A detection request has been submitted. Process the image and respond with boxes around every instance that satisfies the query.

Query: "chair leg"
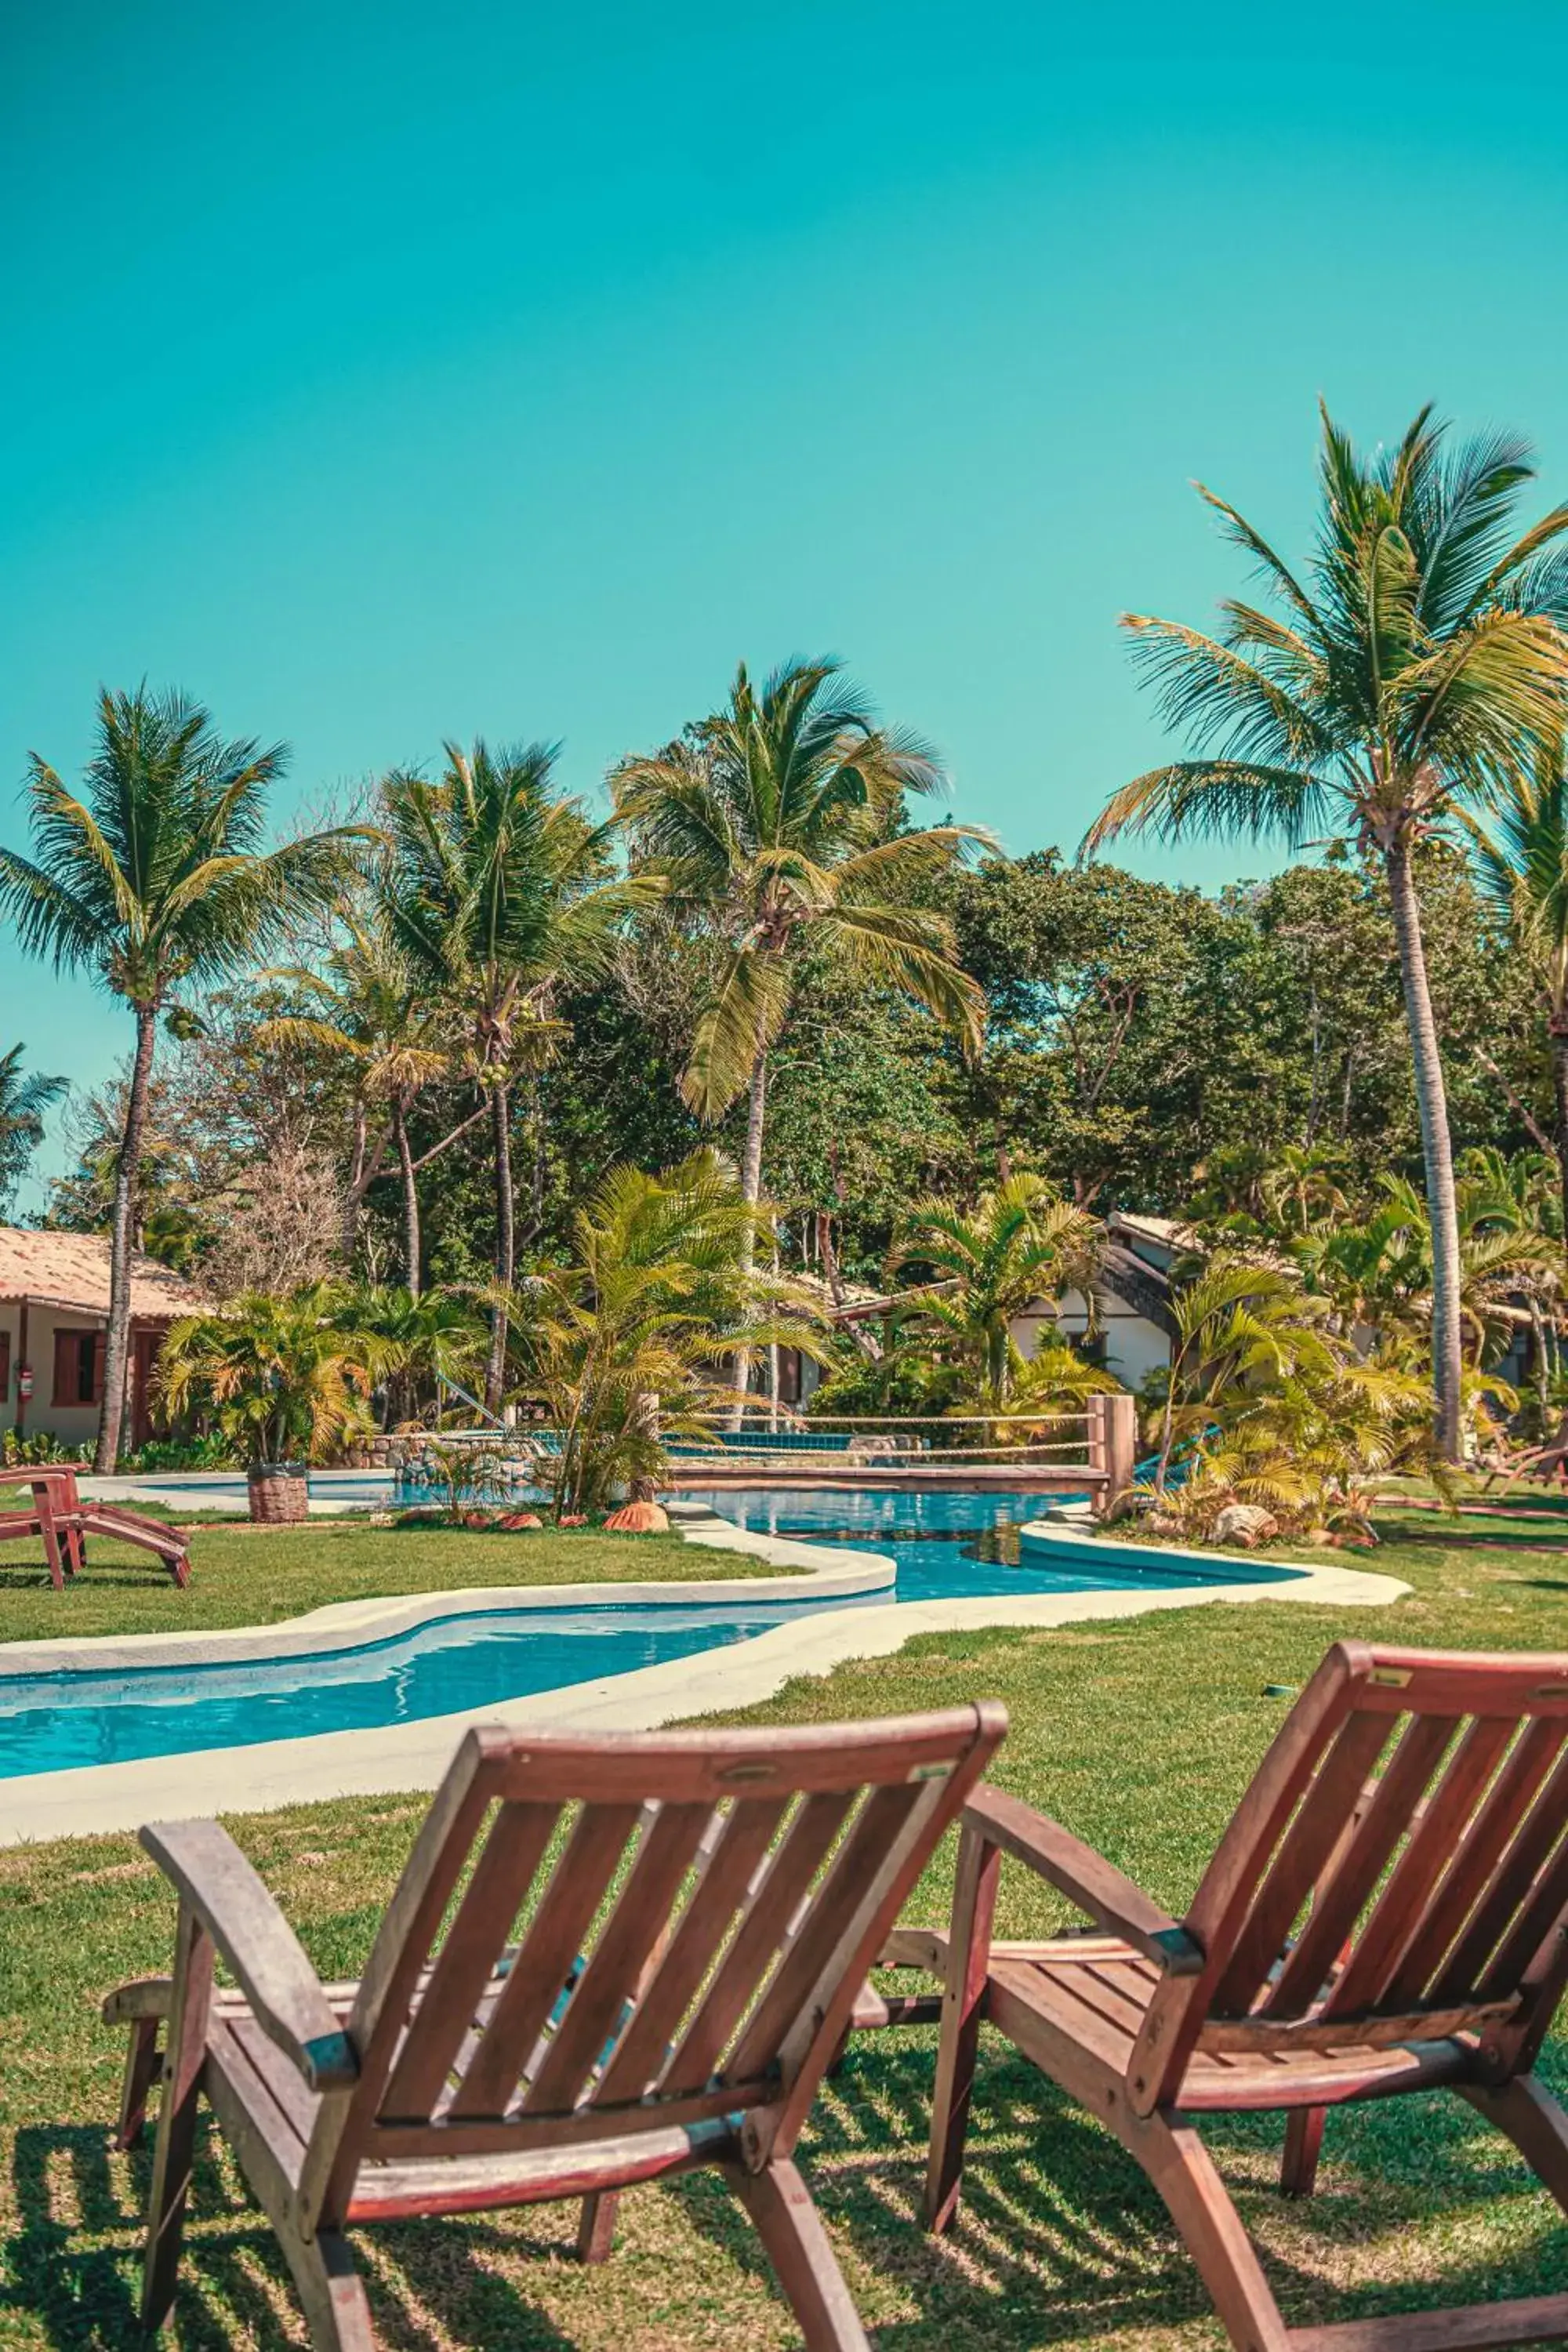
[1460,2074,1568,2213]
[729,2158,873,2352]
[140,1909,214,2332]
[278,2227,376,2352]
[576,2190,619,2262]
[1279,2105,1326,2198]
[117,2015,164,2151]
[924,1824,1001,2234]
[1131,2111,1292,2352]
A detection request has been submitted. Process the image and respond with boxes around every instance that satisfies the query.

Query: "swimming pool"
[0,1488,1297,1780]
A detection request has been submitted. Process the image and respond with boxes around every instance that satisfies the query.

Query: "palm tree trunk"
[96,1004,157,1471]
[393,1099,421,1299]
[729,1047,768,1422]
[485,1081,514,1415]
[1550,1021,1568,1246]
[1384,833,1465,1461]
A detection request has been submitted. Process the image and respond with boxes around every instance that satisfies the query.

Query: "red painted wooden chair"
[107,1704,1004,2350]
[896,1639,1568,2352]
[0,1465,190,1587]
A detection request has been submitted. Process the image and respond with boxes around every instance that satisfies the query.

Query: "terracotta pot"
[247,1463,309,1525]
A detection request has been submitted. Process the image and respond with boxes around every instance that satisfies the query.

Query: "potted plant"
[158,1284,383,1523]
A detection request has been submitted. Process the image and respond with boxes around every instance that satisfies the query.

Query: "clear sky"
[5,0,1568,1198]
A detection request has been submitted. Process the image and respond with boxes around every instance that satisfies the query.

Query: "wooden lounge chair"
[108,1704,1005,2350]
[897,1639,1568,2352]
[0,1465,190,1588]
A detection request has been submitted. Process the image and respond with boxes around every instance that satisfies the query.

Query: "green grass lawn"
[0,1515,787,1644]
[2,1504,1568,2347]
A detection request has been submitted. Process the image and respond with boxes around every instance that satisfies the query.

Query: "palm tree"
[1152,1260,1338,1490]
[0,688,358,1466]
[0,1045,65,1217]
[1459,750,1568,1235]
[510,1149,828,1515]
[339,1283,487,1425]
[158,1281,387,1511]
[614,658,987,1402]
[260,914,477,1288]
[1085,405,1568,1458]
[887,1174,1105,1410]
[379,741,654,1410]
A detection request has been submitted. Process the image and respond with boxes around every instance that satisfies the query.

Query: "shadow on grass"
[10,2046,1568,2351]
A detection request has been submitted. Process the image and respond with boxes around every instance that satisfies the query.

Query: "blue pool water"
[0,1487,1295,1780]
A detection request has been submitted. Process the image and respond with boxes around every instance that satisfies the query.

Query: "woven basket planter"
[247,1463,310,1525]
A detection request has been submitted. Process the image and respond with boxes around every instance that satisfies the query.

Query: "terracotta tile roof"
[0,1227,211,1320]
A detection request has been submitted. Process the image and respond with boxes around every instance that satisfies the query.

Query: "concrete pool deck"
[0,1508,1408,1847]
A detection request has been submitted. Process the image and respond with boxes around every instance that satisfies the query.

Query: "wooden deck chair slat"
[1477,1824,1568,2002]
[594,1797,791,2105]
[522,1802,716,2116]
[1385,1719,1568,2009]
[1428,1740,1568,2001]
[1322,1715,1517,2020]
[119,1704,1007,2352]
[381,1801,562,2119]
[729,1782,926,2083]
[1265,1714,1461,2018]
[659,1791,856,2096]
[448,1802,642,2121]
[1210,1709,1396,2016]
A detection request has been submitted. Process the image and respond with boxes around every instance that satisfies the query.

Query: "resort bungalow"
[0,1227,208,1455]
[1029,1210,1189,1391]
[816,1212,1190,1399]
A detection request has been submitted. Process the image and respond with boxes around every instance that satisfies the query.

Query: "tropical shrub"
[120,1430,240,1473]
[508,1149,829,1517]
[158,1283,386,1469]
[1,1428,83,1468]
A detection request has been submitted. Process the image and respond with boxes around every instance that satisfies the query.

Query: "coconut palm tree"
[0,1045,65,1217]
[613,658,987,1402]
[1085,405,1568,1458]
[887,1174,1105,1410]
[0,688,358,1466]
[379,741,655,1410]
[1458,750,1568,1235]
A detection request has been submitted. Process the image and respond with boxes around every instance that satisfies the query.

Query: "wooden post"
[1089,1391,1138,1521]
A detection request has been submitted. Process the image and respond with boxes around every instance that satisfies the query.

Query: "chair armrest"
[101,1976,174,2024]
[140,1818,358,2091]
[964,1784,1204,1976]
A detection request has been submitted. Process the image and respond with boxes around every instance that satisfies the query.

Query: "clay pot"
[247,1463,309,1525]
[497,1511,543,1531]
[603,1499,670,1534]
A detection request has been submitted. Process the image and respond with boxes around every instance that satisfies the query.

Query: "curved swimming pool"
[0,1489,1298,1779]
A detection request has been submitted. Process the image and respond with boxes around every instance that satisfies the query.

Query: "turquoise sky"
[5,1,1568,1196]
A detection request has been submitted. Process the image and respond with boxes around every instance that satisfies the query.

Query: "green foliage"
[158,1283,387,1467]
[120,1430,240,1472]
[887,1173,1105,1406]
[0,1428,82,1467]
[509,1149,832,1515]
[613,656,985,1127]
[0,1045,64,1218]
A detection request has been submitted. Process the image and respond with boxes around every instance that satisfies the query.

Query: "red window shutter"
[53,1330,74,1407]
[91,1333,107,1406]
[0,1330,9,1400]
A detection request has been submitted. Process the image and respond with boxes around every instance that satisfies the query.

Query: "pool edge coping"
[0,1520,1409,1848]
[0,1513,893,1679]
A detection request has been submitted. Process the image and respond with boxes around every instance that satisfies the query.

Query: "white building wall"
[1013,1288,1171,1395]
[0,1303,107,1452]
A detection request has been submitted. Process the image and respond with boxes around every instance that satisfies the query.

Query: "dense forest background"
[34,840,1540,1296]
